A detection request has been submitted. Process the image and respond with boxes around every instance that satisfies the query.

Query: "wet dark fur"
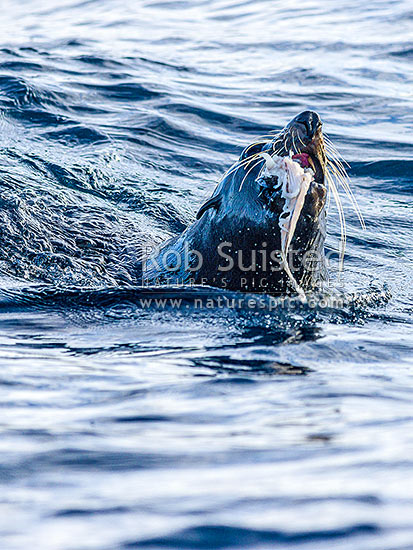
[143,111,328,295]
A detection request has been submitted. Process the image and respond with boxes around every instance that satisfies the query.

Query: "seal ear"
[196,195,222,220]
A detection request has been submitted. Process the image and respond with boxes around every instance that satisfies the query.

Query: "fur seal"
[143,111,331,298]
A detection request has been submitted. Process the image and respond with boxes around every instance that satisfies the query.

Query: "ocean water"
[0,1,412,549]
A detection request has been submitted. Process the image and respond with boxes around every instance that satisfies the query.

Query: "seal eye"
[239,142,265,161]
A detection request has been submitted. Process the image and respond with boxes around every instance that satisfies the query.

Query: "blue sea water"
[0,1,412,549]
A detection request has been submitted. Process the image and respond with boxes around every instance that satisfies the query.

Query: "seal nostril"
[292,111,322,140]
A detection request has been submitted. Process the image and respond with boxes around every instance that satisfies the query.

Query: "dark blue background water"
[0,1,412,549]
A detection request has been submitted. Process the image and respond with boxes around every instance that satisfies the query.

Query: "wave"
[128,523,379,549]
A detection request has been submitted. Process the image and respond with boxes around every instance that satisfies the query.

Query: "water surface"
[0,1,412,549]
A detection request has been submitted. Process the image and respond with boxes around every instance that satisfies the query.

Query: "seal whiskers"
[144,111,351,299]
[327,160,366,229]
[323,141,366,230]
[324,169,347,271]
[238,158,264,191]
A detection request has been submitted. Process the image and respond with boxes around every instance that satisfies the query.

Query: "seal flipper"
[196,195,222,220]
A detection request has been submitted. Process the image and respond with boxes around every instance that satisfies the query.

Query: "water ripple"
[0,1,412,549]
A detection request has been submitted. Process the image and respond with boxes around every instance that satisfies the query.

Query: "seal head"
[144,111,328,296]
